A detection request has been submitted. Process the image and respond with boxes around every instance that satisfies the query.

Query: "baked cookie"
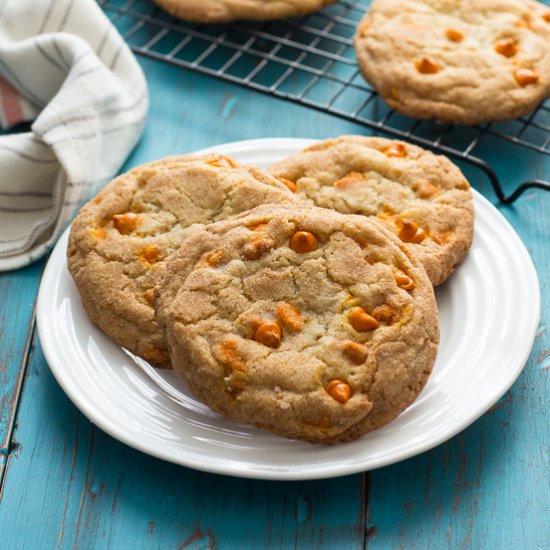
[270,135,474,286]
[153,0,335,23]
[355,0,550,125]
[68,154,296,367]
[156,204,439,442]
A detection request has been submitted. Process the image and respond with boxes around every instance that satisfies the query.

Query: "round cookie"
[68,154,296,368]
[153,0,335,23]
[269,135,474,286]
[156,204,439,443]
[355,0,550,125]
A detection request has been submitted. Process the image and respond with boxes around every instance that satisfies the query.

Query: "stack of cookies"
[68,136,474,443]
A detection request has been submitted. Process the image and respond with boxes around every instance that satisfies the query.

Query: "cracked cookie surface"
[156,204,439,443]
[355,0,550,125]
[153,0,335,22]
[67,154,295,368]
[270,135,474,286]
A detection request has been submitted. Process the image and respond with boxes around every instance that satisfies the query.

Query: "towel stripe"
[0,143,57,163]
[58,0,75,32]
[35,40,65,72]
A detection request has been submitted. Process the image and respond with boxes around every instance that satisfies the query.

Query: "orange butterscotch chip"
[341,341,368,365]
[333,172,364,188]
[143,289,155,305]
[326,380,352,404]
[90,227,106,240]
[371,304,396,324]
[248,317,264,332]
[348,306,379,332]
[141,245,161,264]
[276,303,303,332]
[289,231,318,253]
[445,28,464,42]
[543,12,550,22]
[384,143,407,158]
[414,181,439,198]
[220,339,245,372]
[358,19,370,37]
[432,231,454,245]
[494,38,517,57]
[248,220,270,232]
[396,218,427,244]
[206,156,236,168]
[112,212,139,234]
[252,224,269,232]
[513,18,529,28]
[390,86,400,100]
[376,211,396,222]
[415,57,440,74]
[394,269,415,291]
[242,236,274,260]
[277,177,297,193]
[515,68,540,86]
[204,249,225,267]
[255,321,282,348]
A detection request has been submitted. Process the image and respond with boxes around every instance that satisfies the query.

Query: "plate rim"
[36,137,541,480]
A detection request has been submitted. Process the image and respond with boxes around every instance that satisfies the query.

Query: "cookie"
[355,0,550,125]
[270,135,474,286]
[153,0,335,23]
[156,204,439,443]
[68,154,296,368]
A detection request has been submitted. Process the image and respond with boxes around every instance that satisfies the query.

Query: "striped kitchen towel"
[0,0,148,271]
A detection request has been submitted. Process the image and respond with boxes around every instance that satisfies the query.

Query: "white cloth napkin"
[0,0,148,271]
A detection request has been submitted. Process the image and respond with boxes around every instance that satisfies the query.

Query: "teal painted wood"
[366,156,550,549]
[0,340,367,549]
[0,53,549,549]
[0,261,44,490]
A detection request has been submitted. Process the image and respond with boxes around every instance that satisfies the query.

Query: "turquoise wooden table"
[1,45,550,548]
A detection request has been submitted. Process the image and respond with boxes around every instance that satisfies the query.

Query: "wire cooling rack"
[100,0,550,203]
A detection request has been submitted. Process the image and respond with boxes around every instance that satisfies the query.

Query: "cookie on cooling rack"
[354,0,550,125]
[156,204,439,443]
[68,154,296,368]
[152,0,335,23]
[270,135,474,286]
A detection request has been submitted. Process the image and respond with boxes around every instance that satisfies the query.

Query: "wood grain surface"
[0,52,548,549]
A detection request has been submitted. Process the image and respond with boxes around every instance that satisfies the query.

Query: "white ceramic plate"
[37,138,540,480]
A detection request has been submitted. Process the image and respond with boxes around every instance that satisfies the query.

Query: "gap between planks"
[0,315,37,499]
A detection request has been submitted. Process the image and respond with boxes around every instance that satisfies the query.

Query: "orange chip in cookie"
[354,0,550,124]
[155,204,439,443]
[269,136,474,286]
[67,153,296,368]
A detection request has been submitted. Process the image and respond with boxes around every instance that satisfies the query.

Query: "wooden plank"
[365,345,550,549]
[0,338,367,549]
[365,147,550,548]
[0,262,43,480]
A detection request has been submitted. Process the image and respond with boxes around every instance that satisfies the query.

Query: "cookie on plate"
[153,0,335,23]
[270,135,474,286]
[354,0,550,125]
[68,154,296,368]
[156,204,439,443]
